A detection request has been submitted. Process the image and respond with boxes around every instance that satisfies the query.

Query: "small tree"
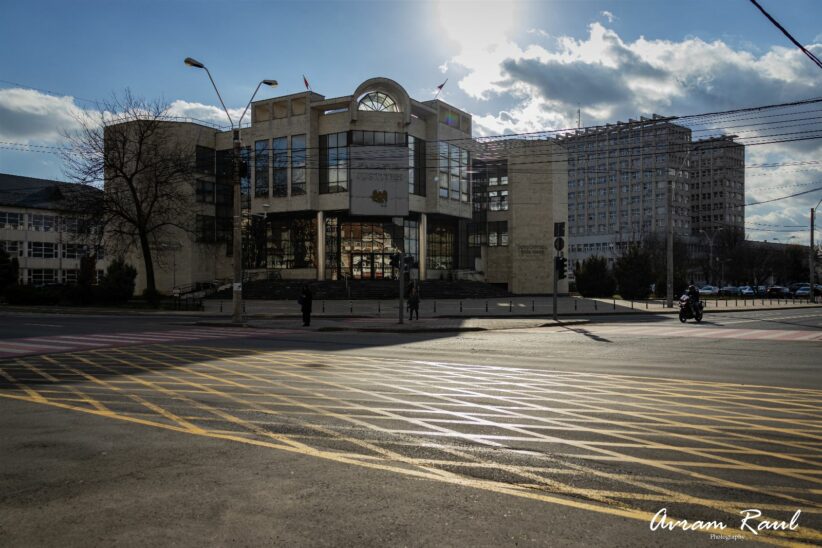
[614,245,654,300]
[100,258,137,304]
[574,256,616,297]
[0,249,19,295]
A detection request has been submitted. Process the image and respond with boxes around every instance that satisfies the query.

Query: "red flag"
[303,75,311,91]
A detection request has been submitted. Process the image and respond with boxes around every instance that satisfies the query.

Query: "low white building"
[0,173,109,285]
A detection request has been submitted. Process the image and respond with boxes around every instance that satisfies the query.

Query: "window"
[29,241,58,258]
[408,136,426,196]
[0,211,22,228]
[449,145,460,200]
[357,91,399,112]
[255,140,269,197]
[320,132,349,194]
[272,137,288,197]
[468,222,486,247]
[30,269,57,286]
[29,214,57,231]
[438,142,449,198]
[195,179,215,203]
[489,190,508,211]
[195,145,215,174]
[291,134,306,195]
[63,269,79,285]
[488,221,509,247]
[427,222,455,269]
[62,217,80,233]
[62,243,86,259]
[0,240,23,257]
[460,149,469,202]
[267,217,316,268]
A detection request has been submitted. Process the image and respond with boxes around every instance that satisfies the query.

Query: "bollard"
[532,300,535,312]
[574,299,577,311]
[486,301,488,312]
[613,298,616,310]
[509,300,512,312]
[460,301,463,313]
[645,300,648,309]
[350,300,353,314]
[322,300,325,313]
[725,299,727,307]
[630,300,633,310]
[378,301,381,316]
[220,300,223,313]
[594,300,598,311]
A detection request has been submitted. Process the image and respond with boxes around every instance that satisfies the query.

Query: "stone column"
[316,210,325,280]
[419,213,427,280]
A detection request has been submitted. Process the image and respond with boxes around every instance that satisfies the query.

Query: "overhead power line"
[748,0,822,70]
[745,185,822,206]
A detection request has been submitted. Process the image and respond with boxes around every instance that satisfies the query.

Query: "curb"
[276,319,590,334]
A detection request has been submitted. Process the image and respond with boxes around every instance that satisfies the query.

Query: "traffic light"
[555,256,567,280]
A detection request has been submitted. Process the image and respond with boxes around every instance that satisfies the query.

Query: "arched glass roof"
[357,91,399,112]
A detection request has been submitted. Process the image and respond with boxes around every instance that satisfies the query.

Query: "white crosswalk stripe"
[0,327,304,358]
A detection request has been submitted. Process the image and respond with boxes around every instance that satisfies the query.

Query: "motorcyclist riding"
[687,284,700,316]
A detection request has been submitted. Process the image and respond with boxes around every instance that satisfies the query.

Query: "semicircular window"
[358,91,399,112]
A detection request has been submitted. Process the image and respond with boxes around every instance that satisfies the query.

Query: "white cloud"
[601,10,616,23]
[0,89,89,142]
[440,20,822,240]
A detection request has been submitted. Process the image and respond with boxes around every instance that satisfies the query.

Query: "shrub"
[99,258,137,304]
[0,249,18,296]
[614,246,654,300]
[574,256,616,297]
[4,285,62,306]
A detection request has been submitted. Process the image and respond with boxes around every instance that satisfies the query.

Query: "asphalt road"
[0,308,820,547]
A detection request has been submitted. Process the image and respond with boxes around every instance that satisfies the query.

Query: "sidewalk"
[199,316,591,333]
[205,295,822,319]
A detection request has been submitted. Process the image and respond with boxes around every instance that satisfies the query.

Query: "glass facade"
[254,140,269,197]
[427,220,456,270]
[438,142,469,201]
[324,216,418,280]
[408,135,426,196]
[291,135,306,195]
[320,132,349,194]
[272,137,287,197]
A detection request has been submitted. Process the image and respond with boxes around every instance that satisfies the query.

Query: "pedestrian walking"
[408,285,420,321]
[298,285,313,326]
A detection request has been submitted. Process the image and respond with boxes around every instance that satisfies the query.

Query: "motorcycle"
[679,295,704,323]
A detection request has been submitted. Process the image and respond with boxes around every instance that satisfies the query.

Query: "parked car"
[699,285,720,296]
[766,286,790,298]
[788,282,806,296]
[792,284,822,297]
[719,286,740,296]
[756,286,767,296]
[738,286,755,297]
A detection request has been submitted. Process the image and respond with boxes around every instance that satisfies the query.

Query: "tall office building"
[558,116,692,270]
[689,135,745,237]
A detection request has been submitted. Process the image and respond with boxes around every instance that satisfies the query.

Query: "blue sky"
[1,0,821,241]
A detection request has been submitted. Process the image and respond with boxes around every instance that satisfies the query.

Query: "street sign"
[554,237,565,251]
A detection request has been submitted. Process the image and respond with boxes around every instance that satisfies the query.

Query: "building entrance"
[350,252,394,280]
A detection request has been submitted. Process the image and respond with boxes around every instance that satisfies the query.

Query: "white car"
[699,285,719,296]
[738,286,755,296]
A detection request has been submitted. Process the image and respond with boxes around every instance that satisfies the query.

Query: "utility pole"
[811,207,816,303]
[231,129,243,322]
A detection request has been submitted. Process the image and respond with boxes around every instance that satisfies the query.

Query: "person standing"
[298,285,313,326]
[408,285,420,321]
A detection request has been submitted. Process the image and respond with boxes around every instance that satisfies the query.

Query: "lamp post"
[699,228,723,285]
[184,57,277,323]
[811,199,821,303]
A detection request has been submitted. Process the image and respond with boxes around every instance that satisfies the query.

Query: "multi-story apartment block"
[0,174,108,285]
[557,116,693,270]
[689,135,745,237]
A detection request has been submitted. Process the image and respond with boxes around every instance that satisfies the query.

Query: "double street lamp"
[184,57,277,323]
[699,228,723,285]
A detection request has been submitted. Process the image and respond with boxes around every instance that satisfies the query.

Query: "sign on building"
[349,145,409,216]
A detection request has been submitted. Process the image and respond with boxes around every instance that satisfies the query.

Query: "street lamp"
[185,57,277,323]
[699,228,723,285]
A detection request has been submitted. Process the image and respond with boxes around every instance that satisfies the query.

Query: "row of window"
[20,268,105,287]
[0,211,91,233]
[0,240,103,259]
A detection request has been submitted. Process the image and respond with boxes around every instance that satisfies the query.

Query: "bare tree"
[62,90,195,297]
